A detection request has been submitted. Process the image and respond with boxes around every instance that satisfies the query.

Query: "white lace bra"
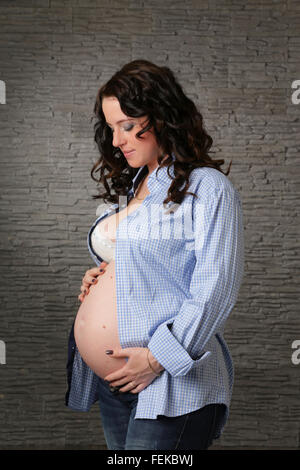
[90,216,116,263]
[89,164,149,263]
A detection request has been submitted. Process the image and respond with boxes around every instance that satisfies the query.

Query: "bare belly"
[74,260,127,379]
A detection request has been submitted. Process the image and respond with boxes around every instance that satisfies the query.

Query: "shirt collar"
[131,152,176,196]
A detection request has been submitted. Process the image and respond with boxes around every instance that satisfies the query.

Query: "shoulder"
[189,167,241,202]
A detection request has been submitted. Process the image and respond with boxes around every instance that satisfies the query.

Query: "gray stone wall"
[0,0,299,450]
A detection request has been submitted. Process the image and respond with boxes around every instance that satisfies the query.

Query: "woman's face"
[102,96,162,172]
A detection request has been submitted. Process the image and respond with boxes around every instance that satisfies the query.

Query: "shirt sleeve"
[147,184,244,377]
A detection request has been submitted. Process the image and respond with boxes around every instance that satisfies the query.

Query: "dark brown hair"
[91,59,232,205]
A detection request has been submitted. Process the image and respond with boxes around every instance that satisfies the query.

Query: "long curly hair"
[90,59,232,206]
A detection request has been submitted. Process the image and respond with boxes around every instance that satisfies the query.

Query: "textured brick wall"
[0,0,299,450]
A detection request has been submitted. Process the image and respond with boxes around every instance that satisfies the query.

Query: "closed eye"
[107,124,135,133]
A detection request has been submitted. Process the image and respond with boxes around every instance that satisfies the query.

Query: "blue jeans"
[97,377,226,450]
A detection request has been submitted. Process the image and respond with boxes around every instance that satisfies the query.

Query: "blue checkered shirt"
[65,158,244,440]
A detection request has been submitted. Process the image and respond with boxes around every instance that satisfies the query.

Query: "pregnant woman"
[65,59,244,450]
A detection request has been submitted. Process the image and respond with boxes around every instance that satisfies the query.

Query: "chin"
[126,160,142,168]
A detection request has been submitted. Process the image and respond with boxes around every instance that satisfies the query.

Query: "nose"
[112,128,126,148]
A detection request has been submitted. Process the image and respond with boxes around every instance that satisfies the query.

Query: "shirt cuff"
[147,320,212,377]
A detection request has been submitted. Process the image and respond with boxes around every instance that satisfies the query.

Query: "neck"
[147,163,158,176]
[134,173,149,200]
[148,154,169,174]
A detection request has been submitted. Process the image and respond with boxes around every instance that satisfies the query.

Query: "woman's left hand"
[103,347,160,394]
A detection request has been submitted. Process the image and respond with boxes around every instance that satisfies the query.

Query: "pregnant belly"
[74,261,127,379]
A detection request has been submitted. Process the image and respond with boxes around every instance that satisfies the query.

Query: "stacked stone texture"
[0,0,299,450]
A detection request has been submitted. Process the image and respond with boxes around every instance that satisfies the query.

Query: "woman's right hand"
[78,261,108,302]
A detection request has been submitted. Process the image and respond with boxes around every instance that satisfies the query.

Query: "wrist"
[147,349,164,374]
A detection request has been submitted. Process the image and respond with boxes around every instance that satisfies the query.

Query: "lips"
[123,150,135,157]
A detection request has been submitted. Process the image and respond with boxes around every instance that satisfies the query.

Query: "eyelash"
[108,124,134,133]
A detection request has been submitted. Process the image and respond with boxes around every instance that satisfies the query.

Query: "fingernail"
[105,350,113,355]
[92,279,96,283]
[99,269,104,272]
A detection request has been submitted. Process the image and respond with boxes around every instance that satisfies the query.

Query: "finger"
[82,274,98,286]
[81,279,91,290]
[109,377,132,388]
[83,269,106,286]
[97,262,108,274]
[80,285,89,294]
[118,382,136,393]
[104,369,127,383]
[87,262,108,276]
[78,292,86,299]
[130,384,144,394]
[86,275,99,286]
[105,347,131,359]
